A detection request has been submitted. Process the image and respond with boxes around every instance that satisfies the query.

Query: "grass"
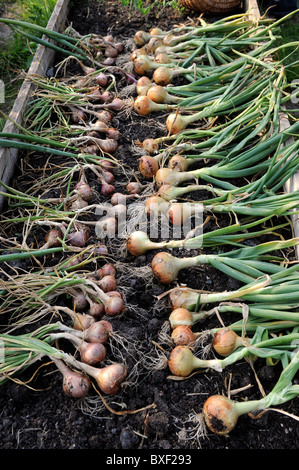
[0,0,57,130]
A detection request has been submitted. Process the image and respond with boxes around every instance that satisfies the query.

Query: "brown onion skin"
[152,252,179,284]
[138,156,159,179]
[212,328,242,357]
[168,346,195,377]
[169,308,194,329]
[62,370,91,398]
[96,263,117,279]
[84,320,113,344]
[97,363,127,395]
[89,301,105,318]
[104,292,125,316]
[80,342,106,366]
[44,229,62,248]
[171,326,195,346]
[67,225,91,247]
[203,395,238,435]
[73,313,96,331]
[97,275,117,293]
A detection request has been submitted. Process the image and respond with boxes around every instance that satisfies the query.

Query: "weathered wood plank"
[0,0,70,209]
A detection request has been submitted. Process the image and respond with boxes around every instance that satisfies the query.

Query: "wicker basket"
[179,0,242,12]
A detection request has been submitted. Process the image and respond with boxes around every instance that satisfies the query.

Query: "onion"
[152,251,197,284]
[136,76,153,96]
[95,72,109,87]
[98,138,119,154]
[212,328,248,357]
[53,358,91,398]
[168,202,204,226]
[95,263,117,279]
[203,395,240,435]
[104,291,125,316]
[94,243,109,255]
[145,195,169,218]
[171,325,195,346]
[146,37,163,54]
[95,216,118,238]
[103,57,115,65]
[82,320,113,344]
[134,95,167,116]
[127,231,167,256]
[138,155,159,178]
[142,138,159,154]
[71,196,89,211]
[105,45,118,58]
[134,30,152,46]
[66,224,91,247]
[100,159,116,173]
[110,192,133,205]
[68,106,86,123]
[97,274,117,293]
[63,254,84,269]
[71,291,89,312]
[53,332,107,366]
[152,67,180,86]
[96,110,113,123]
[100,168,115,184]
[169,308,203,329]
[154,52,172,64]
[90,362,128,395]
[168,345,208,376]
[40,228,62,250]
[169,288,199,310]
[147,85,180,104]
[105,98,125,112]
[155,167,196,187]
[149,27,164,35]
[126,181,142,194]
[89,301,105,318]
[168,154,190,172]
[100,182,116,197]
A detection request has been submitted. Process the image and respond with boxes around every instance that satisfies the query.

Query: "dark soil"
[0,0,299,458]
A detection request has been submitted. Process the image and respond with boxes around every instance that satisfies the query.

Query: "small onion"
[72,291,89,312]
[79,341,107,366]
[94,72,109,87]
[142,138,159,155]
[126,182,142,194]
[134,30,152,46]
[212,328,247,357]
[169,308,198,329]
[171,325,195,346]
[66,224,91,247]
[138,155,159,179]
[53,358,91,398]
[95,263,117,279]
[83,320,113,344]
[203,395,239,435]
[134,95,166,115]
[97,274,117,293]
[41,228,62,249]
[136,76,153,96]
[89,301,105,318]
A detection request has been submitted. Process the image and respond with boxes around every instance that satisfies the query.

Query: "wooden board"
[0,0,70,210]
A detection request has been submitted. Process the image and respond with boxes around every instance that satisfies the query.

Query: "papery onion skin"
[171,325,195,346]
[62,369,91,398]
[73,313,96,331]
[203,395,239,435]
[138,155,159,179]
[80,342,106,366]
[142,138,159,155]
[153,67,173,86]
[152,252,180,284]
[168,345,196,376]
[104,292,125,316]
[44,229,62,248]
[212,328,244,357]
[89,301,105,318]
[84,320,113,344]
[96,263,116,279]
[169,308,194,329]
[97,274,117,293]
[127,231,151,256]
[97,363,127,395]
[166,113,187,134]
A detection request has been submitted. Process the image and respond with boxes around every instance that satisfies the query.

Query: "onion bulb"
[212,328,248,357]
[97,274,117,293]
[136,76,153,96]
[75,174,93,201]
[40,228,62,250]
[82,320,113,344]
[89,301,105,318]
[145,195,169,218]
[169,308,204,329]
[138,155,160,178]
[66,224,91,247]
[203,395,240,435]
[95,263,117,279]
[134,30,152,46]
[168,345,211,376]
[134,95,167,115]
[152,251,197,284]
[53,358,91,398]
[142,138,159,155]
[147,85,180,104]
[171,325,195,346]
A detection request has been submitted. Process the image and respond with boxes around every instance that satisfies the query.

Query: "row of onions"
[1,8,299,442]
[0,22,144,402]
[124,11,299,437]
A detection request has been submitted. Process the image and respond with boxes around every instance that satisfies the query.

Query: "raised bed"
[0,0,299,454]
